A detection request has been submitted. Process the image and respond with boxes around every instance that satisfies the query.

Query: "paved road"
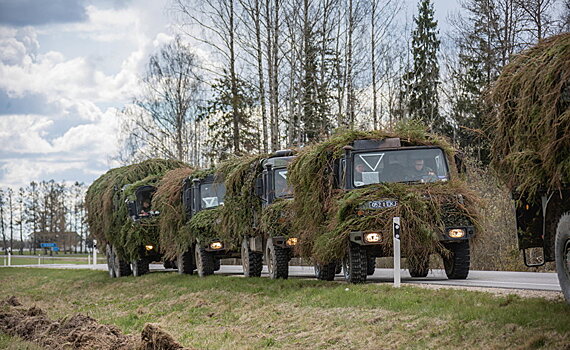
[3,263,561,292]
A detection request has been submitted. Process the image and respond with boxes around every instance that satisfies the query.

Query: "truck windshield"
[274,169,293,198]
[200,182,226,208]
[353,148,449,187]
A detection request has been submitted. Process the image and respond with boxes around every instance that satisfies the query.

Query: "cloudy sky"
[0,0,179,189]
[0,0,459,190]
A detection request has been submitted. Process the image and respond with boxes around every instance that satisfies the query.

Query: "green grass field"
[0,268,568,349]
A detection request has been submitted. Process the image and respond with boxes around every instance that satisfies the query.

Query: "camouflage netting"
[218,154,267,243]
[85,159,186,261]
[288,121,480,265]
[152,167,195,260]
[489,33,570,197]
[259,199,296,240]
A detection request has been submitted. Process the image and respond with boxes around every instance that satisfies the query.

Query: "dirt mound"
[0,296,193,350]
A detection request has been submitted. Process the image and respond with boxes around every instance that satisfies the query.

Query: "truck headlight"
[448,229,466,238]
[364,232,381,243]
[286,237,298,246]
[210,241,223,250]
[145,245,154,251]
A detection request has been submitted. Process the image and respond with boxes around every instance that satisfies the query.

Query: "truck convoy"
[87,126,479,284]
[489,33,570,302]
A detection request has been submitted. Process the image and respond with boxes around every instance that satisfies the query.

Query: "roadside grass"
[1,256,107,265]
[0,333,42,350]
[0,268,568,349]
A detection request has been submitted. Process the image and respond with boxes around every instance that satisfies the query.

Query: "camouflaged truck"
[106,184,173,277]
[179,173,234,277]
[241,150,299,279]
[315,137,476,283]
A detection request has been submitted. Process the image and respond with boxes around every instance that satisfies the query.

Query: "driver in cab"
[410,159,436,181]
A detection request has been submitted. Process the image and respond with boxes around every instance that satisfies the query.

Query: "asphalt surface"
[3,263,562,292]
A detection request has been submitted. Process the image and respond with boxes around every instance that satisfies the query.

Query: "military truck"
[241,150,299,279]
[180,173,237,277]
[488,33,570,302]
[288,128,478,284]
[121,184,168,276]
[85,159,186,279]
[333,138,475,283]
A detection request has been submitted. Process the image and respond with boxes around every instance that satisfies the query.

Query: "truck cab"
[117,184,164,277]
[327,138,475,283]
[125,185,159,221]
[242,150,298,279]
[181,173,232,276]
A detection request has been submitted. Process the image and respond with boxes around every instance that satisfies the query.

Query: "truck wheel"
[106,244,116,278]
[367,256,376,276]
[131,259,149,277]
[177,249,194,274]
[314,262,336,281]
[112,246,132,277]
[266,238,290,279]
[241,238,262,277]
[213,258,221,271]
[408,256,429,278]
[343,242,367,283]
[555,212,570,303]
[194,246,214,277]
[442,241,470,279]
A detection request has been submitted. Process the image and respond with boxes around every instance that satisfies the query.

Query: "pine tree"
[201,72,259,161]
[404,0,448,134]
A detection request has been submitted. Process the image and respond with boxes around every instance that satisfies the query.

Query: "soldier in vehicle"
[409,159,437,182]
[354,161,366,182]
[140,200,151,216]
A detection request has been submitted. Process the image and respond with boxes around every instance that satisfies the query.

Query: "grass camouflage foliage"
[288,121,480,265]
[259,199,296,239]
[152,167,195,260]
[218,154,267,242]
[85,159,186,260]
[489,33,570,197]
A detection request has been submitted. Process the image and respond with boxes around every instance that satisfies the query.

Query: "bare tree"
[515,0,558,42]
[119,35,202,164]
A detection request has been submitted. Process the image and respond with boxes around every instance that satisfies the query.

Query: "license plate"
[368,199,398,209]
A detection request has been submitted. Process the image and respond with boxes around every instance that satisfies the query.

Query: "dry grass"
[0,268,568,349]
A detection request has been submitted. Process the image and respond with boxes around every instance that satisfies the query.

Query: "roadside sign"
[52,247,60,252]
[40,243,57,248]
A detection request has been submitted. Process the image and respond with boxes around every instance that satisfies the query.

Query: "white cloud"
[0,115,54,154]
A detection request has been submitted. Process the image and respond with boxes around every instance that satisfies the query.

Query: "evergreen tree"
[201,71,259,161]
[404,0,448,134]
[450,0,502,163]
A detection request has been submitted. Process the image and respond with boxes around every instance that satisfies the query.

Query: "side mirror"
[254,176,263,197]
[454,153,466,174]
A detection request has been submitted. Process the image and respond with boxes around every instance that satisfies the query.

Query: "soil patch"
[0,297,192,350]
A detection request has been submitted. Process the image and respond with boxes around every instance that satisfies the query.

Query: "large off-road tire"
[343,242,368,283]
[112,245,132,277]
[442,241,470,279]
[131,259,149,277]
[314,262,337,281]
[241,238,262,277]
[555,212,570,304]
[177,249,194,275]
[367,256,376,276]
[408,255,429,278]
[163,260,176,269]
[195,246,215,277]
[266,238,290,279]
[106,244,116,278]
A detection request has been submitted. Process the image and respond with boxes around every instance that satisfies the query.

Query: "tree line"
[117,0,570,167]
[0,181,88,254]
